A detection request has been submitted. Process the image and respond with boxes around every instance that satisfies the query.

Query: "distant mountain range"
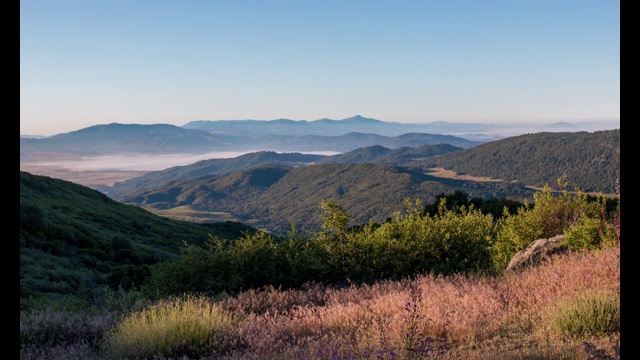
[19,118,483,160]
[181,115,618,139]
[182,115,502,138]
[20,116,619,161]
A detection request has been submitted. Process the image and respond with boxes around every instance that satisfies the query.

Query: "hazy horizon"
[19,116,620,138]
[21,1,619,136]
[20,119,619,173]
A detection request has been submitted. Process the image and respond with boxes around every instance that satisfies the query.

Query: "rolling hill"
[101,151,326,198]
[405,129,620,194]
[315,143,462,164]
[107,130,619,234]
[117,163,538,234]
[102,144,460,198]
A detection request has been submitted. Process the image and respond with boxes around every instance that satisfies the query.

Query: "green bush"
[146,231,314,297]
[144,240,228,296]
[563,218,603,252]
[148,198,497,296]
[381,198,494,276]
[491,177,604,269]
[313,198,495,283]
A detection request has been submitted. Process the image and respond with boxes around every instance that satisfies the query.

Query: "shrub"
[491,176,603,269]
[549,291,620,338]
[564,215,618,252]
[144,240,230,296]
[103,294,240,359]
[320,198,495,282]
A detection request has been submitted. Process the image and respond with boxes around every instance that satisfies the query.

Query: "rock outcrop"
[506,234,568,272]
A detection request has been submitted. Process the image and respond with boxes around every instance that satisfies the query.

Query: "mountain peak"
[340,115,381,123]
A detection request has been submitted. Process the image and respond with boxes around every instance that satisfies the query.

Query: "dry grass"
[216,245,619,359]
[423,167,504,182]
[20,244,620,359]
[19,163,147,187]
[143,204,250,224]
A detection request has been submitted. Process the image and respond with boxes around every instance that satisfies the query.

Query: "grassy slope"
[20,171,256,308]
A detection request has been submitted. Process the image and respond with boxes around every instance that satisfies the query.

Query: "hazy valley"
[20,118,620,234]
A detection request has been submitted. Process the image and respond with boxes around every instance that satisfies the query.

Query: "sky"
[20,0,620,136]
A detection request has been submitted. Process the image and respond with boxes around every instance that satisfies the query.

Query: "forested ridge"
[119,163,539,234]
[105,130,620,234]
[408,129,620,193]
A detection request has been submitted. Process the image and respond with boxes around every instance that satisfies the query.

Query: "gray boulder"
[506,234,568,272]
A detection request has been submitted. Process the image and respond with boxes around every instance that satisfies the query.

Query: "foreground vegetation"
[20,245,620,359]
[20,175,620,358]
[144,177,618,297]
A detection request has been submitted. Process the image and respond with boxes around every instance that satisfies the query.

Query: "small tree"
[312,199,355,282]
[319,199,352,239]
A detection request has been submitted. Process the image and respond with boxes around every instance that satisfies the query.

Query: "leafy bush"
[491,175,605,269]
[378,198,494,276]
[563,215,618,252]
[144,240,229,296]
[148,198,497,296]
[310,198,495,283]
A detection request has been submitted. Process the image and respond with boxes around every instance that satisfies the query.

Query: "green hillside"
[408,129,620,194]
[20,171,256,309]
[105,144,458,198]
[120,163,538,234]
[316,143,461,164]
[104,151,325,198]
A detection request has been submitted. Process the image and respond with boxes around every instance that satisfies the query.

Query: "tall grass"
[102,294,240,359]
[548,290,620,338]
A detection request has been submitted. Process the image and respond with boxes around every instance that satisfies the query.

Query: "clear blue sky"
[20,0,620,136]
